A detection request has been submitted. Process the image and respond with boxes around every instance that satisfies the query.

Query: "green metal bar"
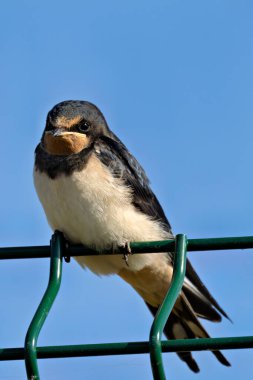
[149,234,188,380]
[1,235,253,260]
[131,235,253,253]
[24,231,63,380]
[1,335,253,361]
[1,234,253,377]
[0,246,50,260]
[188,236,253,251]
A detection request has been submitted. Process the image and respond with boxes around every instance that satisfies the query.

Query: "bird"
[34,100,230,373]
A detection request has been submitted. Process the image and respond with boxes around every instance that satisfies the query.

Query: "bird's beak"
[43,129,90,156]
[51,128,66,137]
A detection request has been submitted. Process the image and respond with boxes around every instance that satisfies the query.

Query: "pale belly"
[33,155,170,275]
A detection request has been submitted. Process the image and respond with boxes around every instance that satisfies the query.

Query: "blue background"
[1,1,253,379]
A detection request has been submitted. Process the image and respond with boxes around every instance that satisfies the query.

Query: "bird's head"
[41,100,110,156]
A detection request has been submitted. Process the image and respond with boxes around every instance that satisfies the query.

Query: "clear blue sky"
[1,1,253,379]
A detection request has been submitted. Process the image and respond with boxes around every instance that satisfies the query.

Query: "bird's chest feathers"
[34,155,132,245]
[34,154,169,274]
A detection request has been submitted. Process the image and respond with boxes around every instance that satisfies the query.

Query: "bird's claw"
[122,242,132,267]
[64,241,71,263]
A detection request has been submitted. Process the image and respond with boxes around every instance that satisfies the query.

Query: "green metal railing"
[1,233,253,379]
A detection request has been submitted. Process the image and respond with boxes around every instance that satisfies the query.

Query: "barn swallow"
[34,100,230,372]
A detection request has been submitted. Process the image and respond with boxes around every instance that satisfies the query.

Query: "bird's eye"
[78,121,91,133]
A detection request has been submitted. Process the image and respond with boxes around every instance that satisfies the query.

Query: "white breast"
[33,154,170,275]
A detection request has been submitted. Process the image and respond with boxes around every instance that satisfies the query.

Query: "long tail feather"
[146,291,231,372]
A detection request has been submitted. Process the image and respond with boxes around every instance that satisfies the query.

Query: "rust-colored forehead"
[52,115,83,129]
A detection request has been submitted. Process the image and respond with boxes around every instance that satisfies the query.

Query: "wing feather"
[95,134,230,321]
[96,135,172,234]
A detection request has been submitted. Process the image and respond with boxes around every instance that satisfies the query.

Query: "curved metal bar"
[149,234,187,380]
[24,231,63,379]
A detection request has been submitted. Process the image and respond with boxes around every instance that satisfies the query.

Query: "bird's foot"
[64,240,71,263]
[121,242,132,267]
